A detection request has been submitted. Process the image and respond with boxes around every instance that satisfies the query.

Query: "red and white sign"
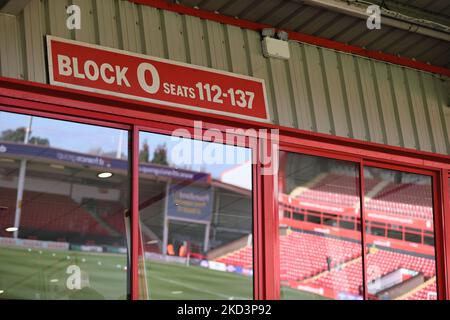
[46,36,269,122]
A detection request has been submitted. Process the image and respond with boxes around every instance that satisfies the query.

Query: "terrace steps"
[303,255,363,284]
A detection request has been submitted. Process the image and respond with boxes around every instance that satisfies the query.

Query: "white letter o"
[137,62,160,94]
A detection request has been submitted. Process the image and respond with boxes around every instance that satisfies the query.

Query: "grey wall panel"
[205,20,228,72]
[161,10,186,62]
[268,58,293,127]
[244,28,276,124]
[225,24,249,76]
[0,14,22,79]
[0,0,449,156]
[139,5,164,57]
[47,0,70,39]
[373,63,401,147]
[73,0,96,44]
[286,43,314,132]
[303,45,332,135]
[443,108,450,153]
[433,77,450,153]
[356,59,384,144]
[321,49,350,138]
[405,69,434,152]
[339,54,367,141]
[420,73,443,153]
[390,66,417,149]
[184,14,208,67]
[96,0,120,48]
[22,0,46,83]
[117,0,142,53]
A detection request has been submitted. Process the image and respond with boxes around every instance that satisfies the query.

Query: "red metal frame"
[432,170,446,300]
[359,161,368,300]
[0,76,449,300]
[131,126,140,300]
[254,141,264,300]
[258,138,279,299]
[129,0,450,78]
[443,170,450,298]
[363,161,444,300]
[133,122,264,300]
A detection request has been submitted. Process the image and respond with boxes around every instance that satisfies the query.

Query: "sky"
[0,111,252,183]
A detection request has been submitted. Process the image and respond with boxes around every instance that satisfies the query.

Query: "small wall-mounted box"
[262,37,290,60]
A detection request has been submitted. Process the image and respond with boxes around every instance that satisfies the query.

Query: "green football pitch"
[0,246,324,300]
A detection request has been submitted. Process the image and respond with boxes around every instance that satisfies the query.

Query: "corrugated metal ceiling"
[177,0,450,68]
[0,0,9,9]
[393,0,450,18]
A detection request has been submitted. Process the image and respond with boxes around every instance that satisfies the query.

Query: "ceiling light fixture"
[97,172,113,179]
[5,227,18,232]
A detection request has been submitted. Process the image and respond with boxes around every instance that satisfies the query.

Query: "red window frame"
[0,76,449,300]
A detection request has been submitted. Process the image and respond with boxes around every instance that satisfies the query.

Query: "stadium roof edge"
[129,0,450,78]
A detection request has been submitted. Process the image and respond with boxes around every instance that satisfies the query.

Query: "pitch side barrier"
[144,252,253,278]
[0,236,70,251]
[0,237,129,255]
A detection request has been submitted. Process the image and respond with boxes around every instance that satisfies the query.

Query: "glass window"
[0,111,129,299]
[364,167,436,300]
[138,131,253,299]
[404,228,422,244]
[278,152,362,300]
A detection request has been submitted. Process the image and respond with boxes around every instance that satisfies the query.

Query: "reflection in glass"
[0,111,129,299]
[138,132,253,299]
[278,152,362,300]
[364,167,436,300]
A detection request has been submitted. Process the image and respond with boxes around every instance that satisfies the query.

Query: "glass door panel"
[363,167,437,300]
[278,151,363,300]
[138,130,254,300]
[0,111,130,300]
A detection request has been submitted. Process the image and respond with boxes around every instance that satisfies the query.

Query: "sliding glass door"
[277,150,439,300]
[363,167,436,300]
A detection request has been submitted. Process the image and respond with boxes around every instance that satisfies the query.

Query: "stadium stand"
[293,174,361,207]
[216,245,252,269]
[94,200,126,233]
[216,231,361,281]
[279,232,361,281]
[405,280,437,300]
[290,173,433,221]
[215,229,436,298]
[0,187,111,237]
[366,182,433,220]
[310,248,435,295]
[372,182,432,207]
